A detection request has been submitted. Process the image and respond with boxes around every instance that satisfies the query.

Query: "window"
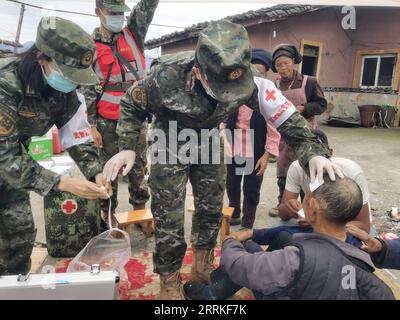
[302,45,320,77]
[360,55,397,88]
[299,40,323,79]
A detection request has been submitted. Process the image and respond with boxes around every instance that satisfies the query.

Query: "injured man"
[183,176,395,300]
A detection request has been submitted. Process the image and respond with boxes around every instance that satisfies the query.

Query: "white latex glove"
[103,150,135,182]
[309,156,344,189]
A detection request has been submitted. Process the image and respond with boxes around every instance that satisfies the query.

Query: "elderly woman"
[269,44,328,217]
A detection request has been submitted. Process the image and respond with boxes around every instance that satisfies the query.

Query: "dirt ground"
[30,124,400,289]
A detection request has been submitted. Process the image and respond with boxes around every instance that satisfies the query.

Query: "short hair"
[311,175,363,224]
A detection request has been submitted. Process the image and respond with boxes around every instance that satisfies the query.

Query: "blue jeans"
[381,239,400,269]
[253,225,362,249]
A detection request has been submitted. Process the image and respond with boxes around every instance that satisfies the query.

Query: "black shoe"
[210,268,226,284]
[230,217,241,226]
[268,155,277,163]
[183,281,213,300]
[268,207,279,217]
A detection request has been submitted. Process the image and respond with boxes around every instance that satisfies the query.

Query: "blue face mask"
[102,11,125,33]
[42,67,77,93]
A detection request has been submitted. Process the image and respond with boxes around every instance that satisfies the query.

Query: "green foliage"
[380,104,399,112]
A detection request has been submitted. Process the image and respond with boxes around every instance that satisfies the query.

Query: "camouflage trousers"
[96,117,150,212]
[149,157,226,276]
[0,190,36,275]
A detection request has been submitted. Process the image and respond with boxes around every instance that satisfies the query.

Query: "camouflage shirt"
[82,0,159,126]
[117,52,328,167]
[0,57,103,196]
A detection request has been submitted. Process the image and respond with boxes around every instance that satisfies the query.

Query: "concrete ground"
[30,124,400,292]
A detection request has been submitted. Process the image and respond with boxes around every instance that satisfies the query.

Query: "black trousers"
[226,158,263,229]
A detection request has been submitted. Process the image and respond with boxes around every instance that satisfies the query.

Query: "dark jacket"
[226,109,267,162]
[371,238,400,270]
[221,233,395,300]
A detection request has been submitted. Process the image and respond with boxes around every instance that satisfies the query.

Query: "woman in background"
[269,44,327,217]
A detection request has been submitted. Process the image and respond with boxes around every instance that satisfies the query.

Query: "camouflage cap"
[195,20,255,103]
[35,17,98,85]
[96,0,130,12]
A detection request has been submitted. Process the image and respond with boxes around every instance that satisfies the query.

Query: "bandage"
[297,208,305,219]
[309,179,324,192]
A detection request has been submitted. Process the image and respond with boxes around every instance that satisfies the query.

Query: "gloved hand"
[103,150,135,182]
[309,156,344,188]
[95,173,113,197]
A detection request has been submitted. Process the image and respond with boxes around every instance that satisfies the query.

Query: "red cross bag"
[44,191,101,257]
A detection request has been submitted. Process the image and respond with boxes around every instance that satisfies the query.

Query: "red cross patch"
[61,199,78,215]
[265,89,277,102]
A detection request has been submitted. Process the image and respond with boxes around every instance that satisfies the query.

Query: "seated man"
[347,225,400,270]
[183,176,395,300]
[279,129,371,234]
[224,130,367,251]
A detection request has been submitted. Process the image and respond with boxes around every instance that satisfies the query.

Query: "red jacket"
[95,27,146,120]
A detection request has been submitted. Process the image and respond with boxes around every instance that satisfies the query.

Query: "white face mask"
[100,9,125,33]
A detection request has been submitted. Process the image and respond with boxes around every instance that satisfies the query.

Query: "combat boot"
[159,271,184,300]
[190,248,215,284]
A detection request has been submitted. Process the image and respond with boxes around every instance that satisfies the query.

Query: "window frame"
[353,49,400,90]
[359,54,397,88]
[299,39,324,79]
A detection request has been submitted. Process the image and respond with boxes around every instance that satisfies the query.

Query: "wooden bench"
[188,205,235,244]
[220,207,234,244]
[114,209,154,237]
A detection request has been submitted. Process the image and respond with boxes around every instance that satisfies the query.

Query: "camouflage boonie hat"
[195,20,255,103]
[96,0,130,12]
[35,16,98,85]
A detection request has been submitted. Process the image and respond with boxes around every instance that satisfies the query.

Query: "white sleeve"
[58,91,94,151]
[285,162,302,194]
[254,77,296,128]
[353,170,370,205]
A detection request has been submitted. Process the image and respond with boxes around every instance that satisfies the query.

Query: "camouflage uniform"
[81,0,159,211]
[94,116,149,212]
[117,21,328,276]
[0,17,102,275]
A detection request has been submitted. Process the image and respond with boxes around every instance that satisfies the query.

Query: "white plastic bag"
[59,91,93,151]
[67,200,131,282]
